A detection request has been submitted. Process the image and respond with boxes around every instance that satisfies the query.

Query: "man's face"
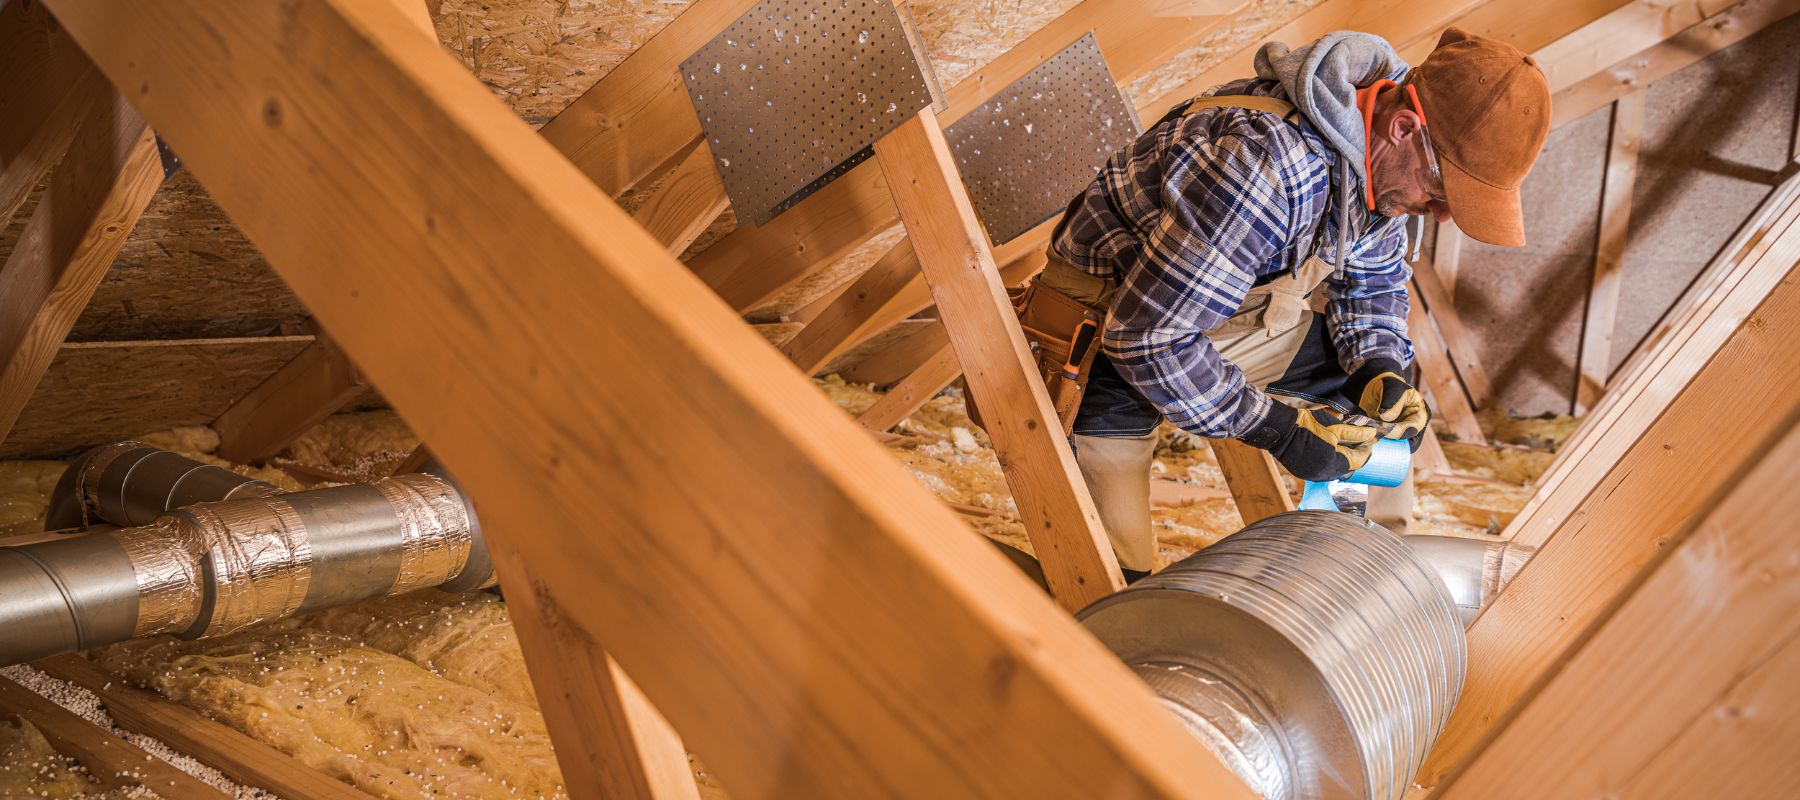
[1370,98,1452,222]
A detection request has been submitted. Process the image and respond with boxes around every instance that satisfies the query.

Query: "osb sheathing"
[21,0,1334,344]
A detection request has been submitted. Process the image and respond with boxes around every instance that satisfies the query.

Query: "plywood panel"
[2,336,312,457]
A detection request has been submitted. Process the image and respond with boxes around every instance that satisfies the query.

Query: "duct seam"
[378,474,474,595]
[115,516,208,637]
[194,499,314,636]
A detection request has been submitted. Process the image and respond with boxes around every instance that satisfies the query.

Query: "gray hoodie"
[1253,32,1412,267]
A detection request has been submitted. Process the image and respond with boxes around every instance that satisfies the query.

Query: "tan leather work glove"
[1344,358,1431,448]
[1238,403,1381,482]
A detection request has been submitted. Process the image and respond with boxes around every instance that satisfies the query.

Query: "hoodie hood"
[1254,32,1409,185]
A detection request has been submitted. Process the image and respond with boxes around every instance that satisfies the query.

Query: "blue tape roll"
[1347,438,1412,488]
[1296,438,1413,512]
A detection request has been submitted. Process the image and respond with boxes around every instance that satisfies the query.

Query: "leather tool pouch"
[968,281,1104,435]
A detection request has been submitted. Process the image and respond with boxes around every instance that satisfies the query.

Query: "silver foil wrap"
[191,498,314,637]
[113,516,208,636]
[376,473,474,595]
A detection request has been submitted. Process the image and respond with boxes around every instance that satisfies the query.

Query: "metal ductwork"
[0,443,496,667]
[1400,534,1535,627]
[1080,511,1467,800]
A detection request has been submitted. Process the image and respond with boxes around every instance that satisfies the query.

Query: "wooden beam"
[797,246,1044,382]
[837,320,951,385]
[1550,0,1800,128]
[46,2,1246,797]
[0,0,108,228]
[856,340,960,432]
[537,0,758,197]
[0,674,230,799]
[1616,635,1800,798]
[1575,89,1645,414]
[1210,438,1295,524]
[1412,265,1493,412]
[0,92,161,448]
[874,109,1125,609]
[630,140,728,257]
[1503,174,1800,548]
[782,239,918,374]
[1414,229,1800,790]
[212,330,367,464]
[1408,297,1488,444]
[1414,426,1454,477]
[1433,221,1464,298]
[684,0,1241,313]
[33,654,377,800]
[1437,418,1800,797]
[492,565,702,800]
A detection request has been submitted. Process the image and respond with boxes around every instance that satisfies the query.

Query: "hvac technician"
[1040,28,1550,581]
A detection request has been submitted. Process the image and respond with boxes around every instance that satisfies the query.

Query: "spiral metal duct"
[1079,511,1466,800]
[1400,534,1535,627]
[0,443,496,667]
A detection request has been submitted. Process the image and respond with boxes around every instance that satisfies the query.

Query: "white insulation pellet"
[1,664,278,800]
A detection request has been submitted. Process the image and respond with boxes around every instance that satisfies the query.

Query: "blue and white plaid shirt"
[1051,78,1413,439]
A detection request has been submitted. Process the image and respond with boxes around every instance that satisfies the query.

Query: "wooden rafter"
[1437,418,1800,797]
[1549,0,1800,127]
[873,109,1124,608]
[0,0,108,228]
[1574,89,1645,414]
[856,339,960,433]
[538,0,758,198]
[213,325,368,464]
[0,92,162,447]
[34,654,378,800]
[0,674,229,798]
[1416,214,1800,789]
[1408,299,1487,444]
[42,1,1251,796]
[1210,439,1295,523]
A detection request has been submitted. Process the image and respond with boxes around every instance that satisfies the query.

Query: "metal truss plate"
[680,0,937,226]
[944,33,1143,246]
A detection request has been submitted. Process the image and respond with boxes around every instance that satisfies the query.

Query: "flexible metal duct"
[0,443,495,667]
[1400,534,1535,627]
[1079,511,1465,800]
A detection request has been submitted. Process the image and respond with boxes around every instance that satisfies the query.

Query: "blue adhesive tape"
[1296,438,1413,512]
[1347,437,1412,488]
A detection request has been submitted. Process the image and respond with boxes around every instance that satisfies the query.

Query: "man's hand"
[1344,358,1430,447]
[1239,403,1380,482]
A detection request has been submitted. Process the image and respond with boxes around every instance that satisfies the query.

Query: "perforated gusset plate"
[944,33,1143,246]
[680,0,937,226]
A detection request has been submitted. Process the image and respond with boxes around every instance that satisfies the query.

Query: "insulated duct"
[1079,511,1466,800]
[0,443,496,667]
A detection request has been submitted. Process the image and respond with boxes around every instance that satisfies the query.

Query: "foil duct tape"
[378,473,476,596]
[114,515,209,637]
[186,498,315,637]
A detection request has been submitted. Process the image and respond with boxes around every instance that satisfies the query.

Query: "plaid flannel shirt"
[1051,78,1413,439]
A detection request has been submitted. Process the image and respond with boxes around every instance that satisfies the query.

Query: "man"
[1041,28,1550,580]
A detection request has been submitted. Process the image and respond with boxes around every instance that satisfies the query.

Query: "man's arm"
[1102,133,1301,439]
[1322,219,1413,373]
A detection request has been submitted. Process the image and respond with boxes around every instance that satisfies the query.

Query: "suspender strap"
[1179,94,1299,120]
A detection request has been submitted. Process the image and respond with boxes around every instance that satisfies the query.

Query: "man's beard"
[1375,190,1429,218]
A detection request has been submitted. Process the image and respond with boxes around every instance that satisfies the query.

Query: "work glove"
[1238,402,1380,482]
[1343,357,1430,449]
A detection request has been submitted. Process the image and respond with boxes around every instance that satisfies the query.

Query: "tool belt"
[1007,277,1105,435]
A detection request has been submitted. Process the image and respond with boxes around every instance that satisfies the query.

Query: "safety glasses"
[1357,79,1447,208]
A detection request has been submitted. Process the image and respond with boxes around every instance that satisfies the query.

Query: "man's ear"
[1386,108,1424,145]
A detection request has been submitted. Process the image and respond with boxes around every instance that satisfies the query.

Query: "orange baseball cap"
[1411,28,1551,246]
